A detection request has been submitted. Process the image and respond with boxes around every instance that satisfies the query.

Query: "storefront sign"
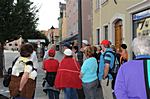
[136,17,150,36]
[133,9,150,21]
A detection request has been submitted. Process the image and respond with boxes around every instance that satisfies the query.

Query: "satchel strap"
[143,60,150,99]
[73,59,80,71]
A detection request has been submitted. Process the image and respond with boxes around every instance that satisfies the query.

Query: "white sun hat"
[82,40,88,45]
[64,49,72,56]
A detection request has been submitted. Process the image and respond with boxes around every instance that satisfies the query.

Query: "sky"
[31,0,66,30]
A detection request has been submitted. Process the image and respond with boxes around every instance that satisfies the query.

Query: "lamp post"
[50,26,55,44]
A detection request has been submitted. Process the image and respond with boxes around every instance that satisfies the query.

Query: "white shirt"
[30,51,39,69]
[12,57,37,80]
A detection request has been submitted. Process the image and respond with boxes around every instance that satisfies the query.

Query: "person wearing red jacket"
[55,49,82,99]
[43,49,59,99]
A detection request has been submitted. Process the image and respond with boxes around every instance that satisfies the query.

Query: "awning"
[60,34,78,44]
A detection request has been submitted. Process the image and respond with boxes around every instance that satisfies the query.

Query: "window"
[96,0,100,9]
[133,9,150,38]
[104,26,108,40]
[97,29,100,45]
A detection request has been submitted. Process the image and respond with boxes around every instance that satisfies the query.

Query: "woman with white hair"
[115,36,150,99]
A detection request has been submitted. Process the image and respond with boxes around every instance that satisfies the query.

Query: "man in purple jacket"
[115,36,150,99]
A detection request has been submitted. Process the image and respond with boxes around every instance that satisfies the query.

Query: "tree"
[0,0,14,77]
[0,0,40,77]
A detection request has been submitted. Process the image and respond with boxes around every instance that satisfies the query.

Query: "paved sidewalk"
[34,51,64,99]
[35,62,64,99]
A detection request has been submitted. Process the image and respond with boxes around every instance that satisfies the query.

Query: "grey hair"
[132,36,150,56]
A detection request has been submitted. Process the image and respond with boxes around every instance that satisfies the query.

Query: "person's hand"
[15,90,21,97]
[79,72,83,79]
[103,75,106,80]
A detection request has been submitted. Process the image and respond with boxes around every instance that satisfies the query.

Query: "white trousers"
[100,79,113,99]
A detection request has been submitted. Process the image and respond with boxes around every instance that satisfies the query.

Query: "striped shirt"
[98,48,115,80]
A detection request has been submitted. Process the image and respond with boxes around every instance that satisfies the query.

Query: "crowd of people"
[41,39,129,99]
[7,36,150,99]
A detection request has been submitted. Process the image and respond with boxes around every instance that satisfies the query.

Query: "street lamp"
[50,26,55,44]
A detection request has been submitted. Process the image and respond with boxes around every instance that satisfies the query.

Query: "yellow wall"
[62,13,67,40]
[92,0,101,45]
[101,1,139,42]
[92,0,142,59]
[100,0,141,59]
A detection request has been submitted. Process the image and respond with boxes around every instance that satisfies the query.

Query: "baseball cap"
[101,40,110,46]
[64,49,72,56]
[48,49,56,57]
[82,40,88,45]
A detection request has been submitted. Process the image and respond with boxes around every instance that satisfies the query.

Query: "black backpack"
[103,51,120,75]
[3,57,19,87]
[0,94,9,99]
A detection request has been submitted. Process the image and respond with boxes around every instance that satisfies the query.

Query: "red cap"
[101,40,110,46]
[48,49,56,57]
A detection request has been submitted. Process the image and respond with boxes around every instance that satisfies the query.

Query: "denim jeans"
[82,79,98,99]
[77,88,85,99]
[47,90,59,99]
[64,88,78,99]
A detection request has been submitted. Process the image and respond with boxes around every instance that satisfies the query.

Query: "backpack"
[0,94,9,99]
[3,57,18,87]
[103,51,120,75]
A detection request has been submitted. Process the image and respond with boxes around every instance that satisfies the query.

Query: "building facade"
[47,28,59,44]
[4,37,23,50]
[127,0,150,38]
[92,0,148,59]
[82,0,93,43]
[62,0,92,44]
[92,0,101,45]
[66,0,78,38]
[58,2,67,42]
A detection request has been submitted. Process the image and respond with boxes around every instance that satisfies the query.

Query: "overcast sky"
[31,0,65,30]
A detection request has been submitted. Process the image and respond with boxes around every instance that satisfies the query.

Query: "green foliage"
[0,0,14,43]
[0,0,45,43]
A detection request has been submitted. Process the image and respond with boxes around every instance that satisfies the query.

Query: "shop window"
[133,9,150,38]
[135,18,150,37]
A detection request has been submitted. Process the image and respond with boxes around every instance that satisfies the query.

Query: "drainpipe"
[78,0,82,49]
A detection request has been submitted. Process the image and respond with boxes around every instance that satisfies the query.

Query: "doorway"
[114,19,123,50]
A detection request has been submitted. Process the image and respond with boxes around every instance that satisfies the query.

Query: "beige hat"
[64,49,72,56]
[82,40,88,45]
